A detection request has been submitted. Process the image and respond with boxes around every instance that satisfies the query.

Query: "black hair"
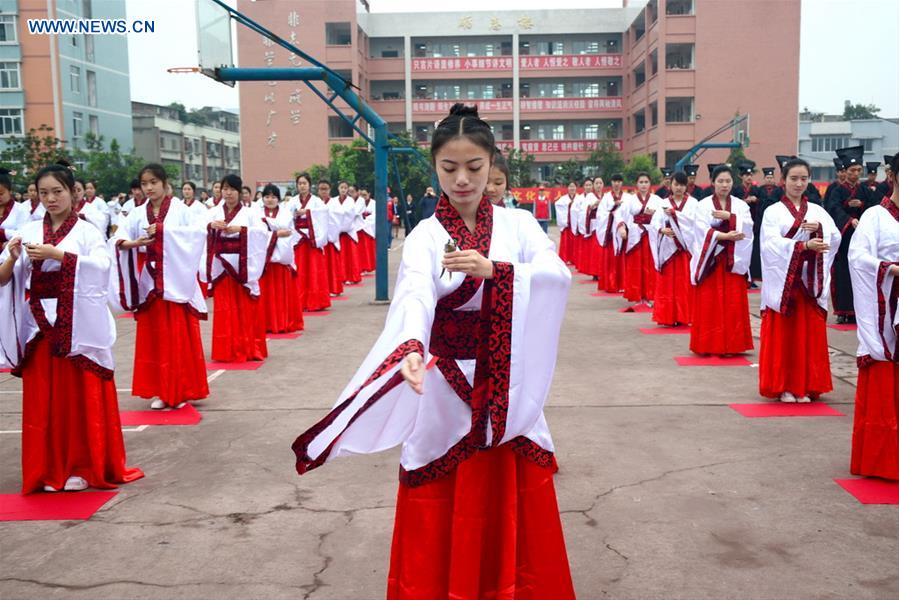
[0,168,11,191]
[130,178,141,190]
[74,177,86,188]
[635,171,651,182]
[221,173,243,191]
[672,171,689,186]
[711,164,734,183]
[568,181,578,187]
[295,173,312,186]
[242,186,252,195]
[430,104,495,161]
[337,180,349,188]
[891,155,899,183]
[318,179,331,187]
[611,173,624,182]
[139,163,168,184]
[182,181,196,193]
[261,183,281,200]
[492,148,511,184]
[33,160,76,193]
[780,158,811,179]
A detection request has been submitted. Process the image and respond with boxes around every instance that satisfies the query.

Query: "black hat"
[660,167,673,178]
[835,145,864,167]
[707,163,720,177]
[737,160,756,176]
[865,162,880,175]
[775,155,793,169]
[833,157,845,171]
[684,164,699,177]
[884,155,894,168]
[762,167,775,177]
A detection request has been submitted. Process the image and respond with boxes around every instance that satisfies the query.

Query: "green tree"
[301,164,331,188]
[0,125,71,189]
[842,102,880,120]
[588,140,626,182]
[725,145,748,170]
[389,131,433,200]
[71,133,163,196]
[330,139,374,189]
[622,154,661,185]
[505,149,536,187]
[552,159,583,186]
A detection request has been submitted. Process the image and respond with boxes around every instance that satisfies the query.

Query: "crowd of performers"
[0,162,377,493]
[554,147,898,482]
[0,120,896,597]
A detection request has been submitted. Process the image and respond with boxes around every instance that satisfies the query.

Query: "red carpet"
[619,304,653,313]
[0,491,118,521]
[267,332,303,340]
[345,282,364,288]
[205,361,263,371]
[640,326,690,335]
[834,479,899,504]
[747,288,761,294]
[675,356,752,367]
[828,324,857,332]
[0,368,9,373]
[729,403,845,418]
[332,296,349,301]
[119,404,203,426]
[116,313,135,320]
[591,291,621,298]
[303,310,330,317]
[577,279,597,285]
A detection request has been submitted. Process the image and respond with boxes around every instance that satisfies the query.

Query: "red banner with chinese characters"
[412,99,514,113]
[519,97,622,111]
[495,140,623,153]
[411,54,623,72]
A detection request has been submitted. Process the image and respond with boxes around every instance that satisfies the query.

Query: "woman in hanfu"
[256,184,304,334]
[111,164,209,410]
[848,153,899,480]
[0,163,143,493]
[292,104,576,599]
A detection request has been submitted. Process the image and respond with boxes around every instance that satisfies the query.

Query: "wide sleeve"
[0,247,30,370]
[646,207,665,270]
[70,225,116,361]
[760,205,802,312]
[849,209,898,362]
[733,199,754,275]
[292,226,439,473]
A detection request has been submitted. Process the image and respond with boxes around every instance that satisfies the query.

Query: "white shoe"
[780,392,797,403]
[175,401,187,409]
[797,395,812,403]
[150,399,166,410]
[43,476,88,493]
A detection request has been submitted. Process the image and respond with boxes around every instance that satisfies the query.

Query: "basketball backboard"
[197,0,235,86]
[734,114,750,147]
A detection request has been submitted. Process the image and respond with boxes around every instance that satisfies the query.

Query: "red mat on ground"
[363,273,374,278]
[0,491,118,521]
[332,296,349,301]
[205,361,263,371]
[675,356,752,367]
[591,291,621,298]
[0,368,10,373]
[345,282,364,288]
[303,310,330,317]
[834,478,899,504]
[267,332,303,340]
[828,324,857,331]
[116,313,135,320]
[729,403,845,418]
[640,326,691,335]
[577,279,597,285]
[747,288,761,294]
[619,304,653,313]
[120,403,203,426]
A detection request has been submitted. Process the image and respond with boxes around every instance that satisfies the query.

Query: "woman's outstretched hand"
[400,352,424,394]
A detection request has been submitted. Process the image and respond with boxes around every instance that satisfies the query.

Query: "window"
[666,44,694,69]
[328,116,353,138]
[89,115,99,136]
[634,110,646,134]
[649,50,658,76]
[73,112,83,139]
[573,40,600,55]
[634,64,646,88]
[858,138,874,152]
[434,84,461,100]
[381,49,399,58]
[325,22,351,46]
[539,41,565,56]
[650,102,658,127]
[667,0,694,15]
[0,15,16,43]
[86,70,97,107]
[327,69,352,93]
[572,123,599,139]
[810,136,850,153]
[70,65,81,93]
[0,108,23,135]
[85,35,95,62]
[0,62,20,89]
[665,97,693,122]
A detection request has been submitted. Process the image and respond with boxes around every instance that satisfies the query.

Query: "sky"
[125,0,899,117]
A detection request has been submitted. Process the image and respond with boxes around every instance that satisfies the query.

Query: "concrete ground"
[1,229,896,600]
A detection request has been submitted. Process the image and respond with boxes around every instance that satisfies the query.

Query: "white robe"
[647,195,699,271]
[570,194,586,236]
[554,195,572,230]
[0,201,33,246]
[325,197,349,250]
[256,204,299,269]
[83,197,110,236]
[109,197,207,316]
[849,201,899,362]
[580,192,600,238]
[200,203,273,297]
[760,200,841,315]
[27,199,46,222]
[0,217,116,374]
[689,195,754,285]
[362,199,376,238]
[180,198,209,226]
[286,194,330,249]
[595,191,626,249]
[614,192,665,255]
[293,203,571,482]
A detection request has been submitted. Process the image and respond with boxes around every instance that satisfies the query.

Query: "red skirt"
[133,298,209,407]
[689,263,753,355]
[294,242,331,311]
[259,263,304,333]
[387,446,575,600]
[623,235,656,303]
[579,235,601,277]
[575,235,589,273]
[599,244,624,293]
[324,243,345,296]
[559,228,574,264]
[851,361,899,480]
[652,251,693,326]
[21,338,144,494]
[759,287,832,399]
[359,232,376,272]
[340,233,362,284]
[211,275,268,362]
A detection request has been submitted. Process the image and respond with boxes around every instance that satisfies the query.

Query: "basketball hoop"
[167,67,202,74]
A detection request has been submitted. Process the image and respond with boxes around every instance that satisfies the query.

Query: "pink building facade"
[236,0,799,188]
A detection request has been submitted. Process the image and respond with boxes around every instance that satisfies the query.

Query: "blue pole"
[373,126,390,302]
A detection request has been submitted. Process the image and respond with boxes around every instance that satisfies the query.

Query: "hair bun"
[448,103,480,119]
[54,158,75,171]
